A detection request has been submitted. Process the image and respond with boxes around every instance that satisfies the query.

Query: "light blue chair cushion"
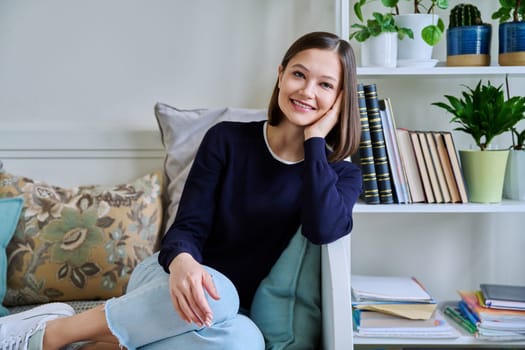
[250,227,321,350]
[0,197,24,316]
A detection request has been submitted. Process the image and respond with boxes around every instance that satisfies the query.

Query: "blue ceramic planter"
[446,25,491,66]
[499,22,525,53]
[499,21,525,66]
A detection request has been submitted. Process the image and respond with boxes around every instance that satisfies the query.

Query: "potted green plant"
[504,125,525,200]
[446,3,492,66]
[388,0,449,65]
[492,0,525,66]
[350,0,413,67]
[432,80,525,203]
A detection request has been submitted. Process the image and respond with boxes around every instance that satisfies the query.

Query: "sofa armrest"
[321,234,353,350]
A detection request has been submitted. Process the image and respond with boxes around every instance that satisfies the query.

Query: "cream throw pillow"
[154,102,266,230]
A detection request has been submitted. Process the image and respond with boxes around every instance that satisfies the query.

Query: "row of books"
[355,83,468,204]
[351,274,459,339]
[351,275,525,342]
[445,285,525,341]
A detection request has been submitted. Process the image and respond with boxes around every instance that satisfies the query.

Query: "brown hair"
[267,31,361,162]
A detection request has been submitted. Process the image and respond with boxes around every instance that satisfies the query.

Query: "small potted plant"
[492,0,525,66]
[504,125,525,200]
[388,0,449,64]
[432,80,525,203]
[350,0,413,67]
[446,3,492,66]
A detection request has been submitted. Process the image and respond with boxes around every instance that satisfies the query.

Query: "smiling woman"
[0,31,363,350]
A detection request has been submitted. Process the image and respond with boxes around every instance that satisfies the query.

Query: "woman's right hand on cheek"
[168,252,220,327]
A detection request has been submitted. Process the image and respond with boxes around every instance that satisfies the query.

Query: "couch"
[0,103,353,350]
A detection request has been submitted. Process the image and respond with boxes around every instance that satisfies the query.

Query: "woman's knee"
[218,314,265,350]
[203,266,240,323]
[126,259,240,324]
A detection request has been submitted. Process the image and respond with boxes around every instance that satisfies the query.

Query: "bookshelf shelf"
[354,200,525,213]
[357,65,525,77]
[354,336,525,347]
[354,301,525,347]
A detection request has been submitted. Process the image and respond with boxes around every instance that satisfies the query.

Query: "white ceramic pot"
[503,149,525,200]
[396,14,437,62]
[361,32,397,68]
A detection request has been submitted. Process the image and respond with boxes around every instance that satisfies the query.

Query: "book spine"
[409,130,435,203]
[356,84,380,204]
[397,128,426,203]
[433,131,462,203]
[425,131,451,203]
[418,131,443,203]
[441,132,469,203]
[379,99,409,203]
[386,99,411,203]
[364,84,393,204]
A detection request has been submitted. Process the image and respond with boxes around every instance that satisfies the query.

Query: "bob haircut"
[267,31,361,163]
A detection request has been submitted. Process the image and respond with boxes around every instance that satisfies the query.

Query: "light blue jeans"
[104,252,265,350]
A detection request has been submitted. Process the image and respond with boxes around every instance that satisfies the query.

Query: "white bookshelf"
[328,2,525,350]
[354,200,525,213]
[357,65,525,77]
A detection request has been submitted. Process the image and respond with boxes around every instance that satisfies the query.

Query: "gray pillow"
[154,103,267,231]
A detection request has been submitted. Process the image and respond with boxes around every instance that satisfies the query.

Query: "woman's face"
[277,48,342,127]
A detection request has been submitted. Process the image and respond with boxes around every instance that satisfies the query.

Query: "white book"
[355,310,460,339]
[351,274,434,302]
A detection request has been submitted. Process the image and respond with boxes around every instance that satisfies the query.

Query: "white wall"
[0,0,335,131]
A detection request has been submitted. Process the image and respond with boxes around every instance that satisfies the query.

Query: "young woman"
[0,31,362,350]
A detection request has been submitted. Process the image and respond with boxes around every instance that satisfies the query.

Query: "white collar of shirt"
[263,121,303,165]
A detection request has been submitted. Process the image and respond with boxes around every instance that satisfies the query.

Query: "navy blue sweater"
[159,120,362,308]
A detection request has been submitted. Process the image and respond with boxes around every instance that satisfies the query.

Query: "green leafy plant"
[432,80,525,151]
[350,0,413,42]
[492,0,525,23]
[390,0,449,46]
[389,0,449,14]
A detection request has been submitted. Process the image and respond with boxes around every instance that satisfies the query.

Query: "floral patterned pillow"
[0,170,163,306]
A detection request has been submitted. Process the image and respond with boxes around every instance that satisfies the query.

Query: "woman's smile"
[291,99,316,111]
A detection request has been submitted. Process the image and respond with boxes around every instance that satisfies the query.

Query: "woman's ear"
[277,65,284,88]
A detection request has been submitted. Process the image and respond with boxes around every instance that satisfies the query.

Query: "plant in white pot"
[492,0,525,66]
[432,80,525,203]
[389,0,449,65]
[350,0,413,67]
[504,125,525,200]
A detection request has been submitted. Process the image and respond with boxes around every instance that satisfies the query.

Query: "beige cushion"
[0,170,163,306]
[154,102,266,230]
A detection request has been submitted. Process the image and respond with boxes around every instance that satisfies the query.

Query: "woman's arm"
[159,125,225,269]
[158,124,226,326]
[300,137,362,244]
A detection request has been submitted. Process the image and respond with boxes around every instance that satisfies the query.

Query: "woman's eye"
[321,82,334,89]
[293,71,305,79]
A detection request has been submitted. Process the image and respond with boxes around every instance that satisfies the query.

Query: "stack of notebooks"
[355,83,468,205]
[445,284,525,341]
[351,274,459,338]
